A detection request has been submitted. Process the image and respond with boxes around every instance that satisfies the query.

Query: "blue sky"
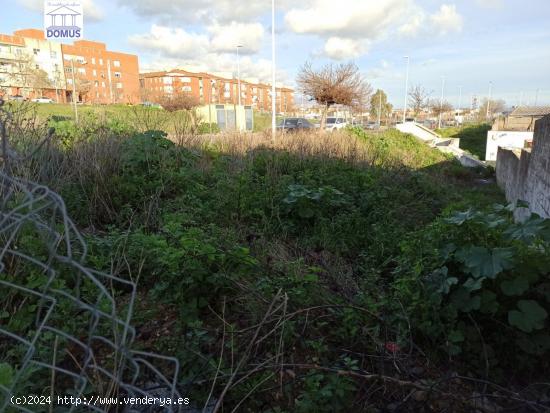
[4,0,550,107]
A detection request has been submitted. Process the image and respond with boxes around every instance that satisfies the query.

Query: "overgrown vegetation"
[1,106,548,412]
[437,123,491,160]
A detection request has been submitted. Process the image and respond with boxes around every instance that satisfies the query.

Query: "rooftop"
[509,106,550,117]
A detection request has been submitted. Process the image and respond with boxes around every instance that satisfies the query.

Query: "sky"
[3,0,550,108]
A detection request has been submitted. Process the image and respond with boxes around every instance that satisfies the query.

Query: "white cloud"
[130,24,286,85]
[323,37,367,60]
[398,13,426,36]
[129,22,265,58]
[430,4,463,34]
[285,0,415,39]
[208,22,265,55]
[284,0,463,60]
[17,0,104,21]
[117,0,275,24]
[129,25,210,59]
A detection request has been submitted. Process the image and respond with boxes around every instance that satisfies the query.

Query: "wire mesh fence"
[0,99,184,412]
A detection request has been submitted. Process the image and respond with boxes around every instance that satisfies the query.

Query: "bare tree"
[160,93,200,112]
[479,98,506,119]
[408,85,431,117]
[297,62,372,128]
[28,69,54,97]
[428,99,454,119]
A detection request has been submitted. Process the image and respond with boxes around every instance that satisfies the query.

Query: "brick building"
[0,29,139,104]
[62,39,140,104]
[140,69,294,113]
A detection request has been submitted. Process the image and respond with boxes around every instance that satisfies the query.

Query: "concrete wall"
[496,115,550,218]
[486,131,533,161]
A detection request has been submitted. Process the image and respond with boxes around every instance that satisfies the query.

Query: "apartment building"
[140,69,294,113]
[62,40,140,104]
[0,29,139,104]
[0,29,65,101]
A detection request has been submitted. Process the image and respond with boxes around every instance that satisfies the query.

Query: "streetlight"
[402,55,410,123]
[236,45,243,106]
[271,0,276,141]
[438,76,445,129]
[486,81,493,119]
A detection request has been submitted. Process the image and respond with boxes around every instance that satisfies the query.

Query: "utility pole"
[520,91,524,106]
[271,0,276,141]
[402,55,409,123]
[377,91,382,128]
[438,76,445,129]
[236,45,242,106]
[486,81,493,119]
[71,58,78,123]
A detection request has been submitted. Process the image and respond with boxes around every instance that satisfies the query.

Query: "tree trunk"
[320,102,329,130]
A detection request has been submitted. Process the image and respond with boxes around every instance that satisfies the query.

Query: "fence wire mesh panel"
[0,101,183,412]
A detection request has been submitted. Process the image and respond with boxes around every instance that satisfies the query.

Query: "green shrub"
[393,203,550,373]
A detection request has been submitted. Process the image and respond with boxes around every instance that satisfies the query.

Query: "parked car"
[277,117,314,132]
[8,95,26,102]
[31,97,54,103]
[325,117,347,131]
[141,101,163,109]
[365,121,378,130]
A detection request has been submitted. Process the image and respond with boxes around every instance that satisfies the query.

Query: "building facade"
[0,29,66,101]
[0,29,139,104]
[140,69,294,114]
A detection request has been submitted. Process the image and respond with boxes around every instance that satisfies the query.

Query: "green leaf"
[500,277,529,296]
[450,287,481,313]
[0,363,13,386]
[445,208,476,225]
[504,216,547,243]
[508,300,548,333]
[479,291,499,315]
[516,333,550,355]
[456,246,515,279]
[463,277,485,292]
[448,330,464,343]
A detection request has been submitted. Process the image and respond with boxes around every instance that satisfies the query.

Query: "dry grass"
[171,130,371,165]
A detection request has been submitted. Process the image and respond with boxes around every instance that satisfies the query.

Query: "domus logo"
[44,1,84,40]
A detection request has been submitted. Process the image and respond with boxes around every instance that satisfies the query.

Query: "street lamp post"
[438,76,445,129]
[71,58,78,123]
[377,92,382,128]
[486,81,493,119]
[271,0,276,141]
[402,56,409,123]
[236,45,243,106]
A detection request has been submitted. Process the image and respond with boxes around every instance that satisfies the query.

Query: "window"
[33,48,40,55]
[91,57,96,65]
[99,58,103,65]
[94,81,99,87]
[65,67,72,73]
[77,56,85,64]
[182,86,192,92]
[113,60,121,67]
[67,78,73,84]
[93,69,97,76]
[114,72,121,78]
[163,77,172,84]
[78,68,86,75]
[116,82,123,89]
[50,51,57,59]
[101,81,106,87]
[35,64,40,70]
[181,76,191,83]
